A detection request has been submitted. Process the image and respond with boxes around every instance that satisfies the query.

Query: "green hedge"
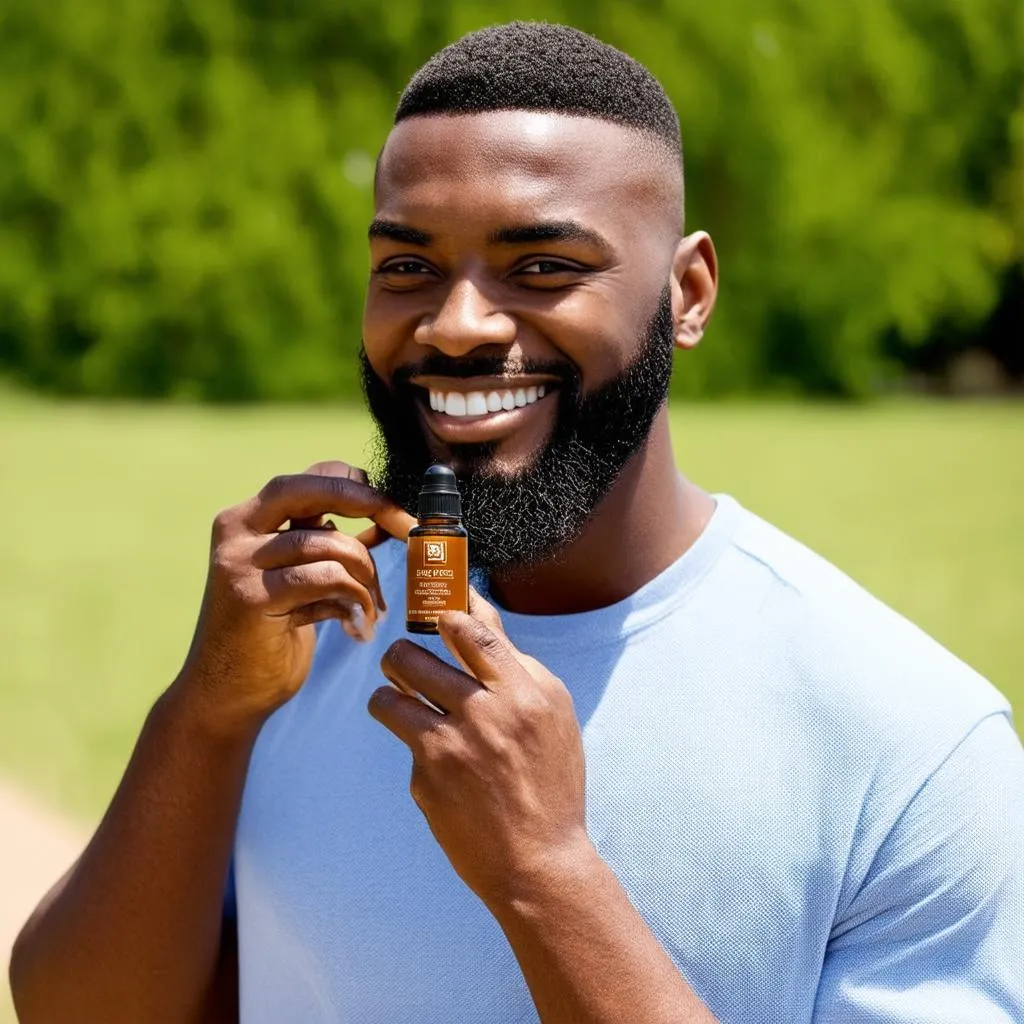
[0,0,1020,400]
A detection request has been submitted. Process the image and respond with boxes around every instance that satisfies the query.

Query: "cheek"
[362,289,424,377]
[527,292,638,390]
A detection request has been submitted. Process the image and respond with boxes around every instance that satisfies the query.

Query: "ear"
[669,232,719,350]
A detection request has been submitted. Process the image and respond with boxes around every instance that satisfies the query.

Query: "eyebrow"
[367,216,611,254]
[368,218,432,246]
[488,221,611,252]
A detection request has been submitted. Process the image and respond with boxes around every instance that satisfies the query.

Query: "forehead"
[375,111,679,237]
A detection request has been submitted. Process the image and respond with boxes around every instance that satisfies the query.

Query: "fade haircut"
[395,22,682,165]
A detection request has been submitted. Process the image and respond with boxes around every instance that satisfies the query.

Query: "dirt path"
[0,780,87,1019]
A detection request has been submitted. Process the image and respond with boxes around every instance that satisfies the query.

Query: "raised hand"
[176,461,416,734]
[368,589,591,907]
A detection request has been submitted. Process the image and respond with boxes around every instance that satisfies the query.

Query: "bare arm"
[10,684,254,1024]
[9,463,415,1024]
[488,847,717,1024]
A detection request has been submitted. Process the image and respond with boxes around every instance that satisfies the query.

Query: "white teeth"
[465,392,487,416]
[427,384,552,416]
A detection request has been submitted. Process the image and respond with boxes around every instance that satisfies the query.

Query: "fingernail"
[349,604,375,643]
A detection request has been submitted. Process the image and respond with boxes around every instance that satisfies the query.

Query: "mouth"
[410,374,560,444]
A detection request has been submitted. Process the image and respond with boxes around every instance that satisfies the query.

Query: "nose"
[414,276,516,356]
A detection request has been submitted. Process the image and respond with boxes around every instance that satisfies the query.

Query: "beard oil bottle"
[406,465,469,634]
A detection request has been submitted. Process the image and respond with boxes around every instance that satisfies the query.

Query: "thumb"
[468,586,507,637]
[468,586,547,681]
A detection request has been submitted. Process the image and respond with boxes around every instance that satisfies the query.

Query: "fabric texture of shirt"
[230,494,1024,1023]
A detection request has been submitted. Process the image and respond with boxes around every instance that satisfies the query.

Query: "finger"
[356,522,400,552]
[367,685,442,749]
[464,587,547,680]
[245,472,417,540]
[254,528,374,574]
[304,460,369,481]
[262,561,376,623]
[289,598,364,631]
[303,462,416,543]
[468,587,508,637]
[255,528,387,616]
[441,587,502,679]
[436,611,521,690]
[289,515,338,531]
[291,464,362,531]
[380,639,485,711]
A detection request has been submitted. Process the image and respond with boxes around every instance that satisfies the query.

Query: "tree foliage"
[0,0,1020,399]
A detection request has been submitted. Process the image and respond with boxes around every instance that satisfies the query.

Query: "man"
[10,21,1024,1024]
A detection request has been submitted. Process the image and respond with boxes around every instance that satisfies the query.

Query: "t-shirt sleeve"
[812,711,1024,1024]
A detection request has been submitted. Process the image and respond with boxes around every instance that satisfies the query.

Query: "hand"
[368,590,591,907]
[176,461,416,734]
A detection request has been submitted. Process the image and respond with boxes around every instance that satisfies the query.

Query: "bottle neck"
[417,514,462,527]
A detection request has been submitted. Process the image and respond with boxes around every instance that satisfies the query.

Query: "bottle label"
[407,535,469,626]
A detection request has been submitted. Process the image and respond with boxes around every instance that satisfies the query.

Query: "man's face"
[362,110,684,572]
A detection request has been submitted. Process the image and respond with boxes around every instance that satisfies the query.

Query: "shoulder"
[720,498,1010,735]
[713,498,1012,826]
[718,502,1020,933]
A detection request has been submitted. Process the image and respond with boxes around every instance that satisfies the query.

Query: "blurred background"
[1,0,1022,399]
[0,2,1022,1013]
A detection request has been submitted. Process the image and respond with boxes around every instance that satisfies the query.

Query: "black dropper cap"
[418,464,462,519]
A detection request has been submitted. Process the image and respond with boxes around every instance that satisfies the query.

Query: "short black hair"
[395,22,682,161]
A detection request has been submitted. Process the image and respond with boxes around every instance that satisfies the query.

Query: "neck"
[489,408,715,615]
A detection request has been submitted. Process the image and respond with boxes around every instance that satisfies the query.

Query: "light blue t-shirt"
[232,495,1024,1023]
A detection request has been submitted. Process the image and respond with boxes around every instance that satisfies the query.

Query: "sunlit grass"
[0,395,1020,821]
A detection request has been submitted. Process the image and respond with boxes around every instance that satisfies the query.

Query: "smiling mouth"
[427,382,548,417]
[409,374,560,443]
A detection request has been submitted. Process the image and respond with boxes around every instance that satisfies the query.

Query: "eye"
[516,259,579,275]
[377,258,435,276]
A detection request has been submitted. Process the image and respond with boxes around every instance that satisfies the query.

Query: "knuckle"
[471,622,510,663]
[210,537,249,580]
[210,543,234,576]
[226,571,259,606]
[258,473,294,504]
[211,507,238,543]
[409,771,427,809]
[289,561,348,590]
[408,758,441,808]
[284,527,326,559]
[318,473,352,500]
[514,684,554,721]
[345,535,375,572]
[455,614,499,650]
[325,531,374,578]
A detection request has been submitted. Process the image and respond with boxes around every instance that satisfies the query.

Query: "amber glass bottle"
[406,465,469,634]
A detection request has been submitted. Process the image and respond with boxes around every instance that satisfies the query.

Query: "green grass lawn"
[0,395,1021,822]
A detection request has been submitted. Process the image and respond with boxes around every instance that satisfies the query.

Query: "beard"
[360,287,675,574]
